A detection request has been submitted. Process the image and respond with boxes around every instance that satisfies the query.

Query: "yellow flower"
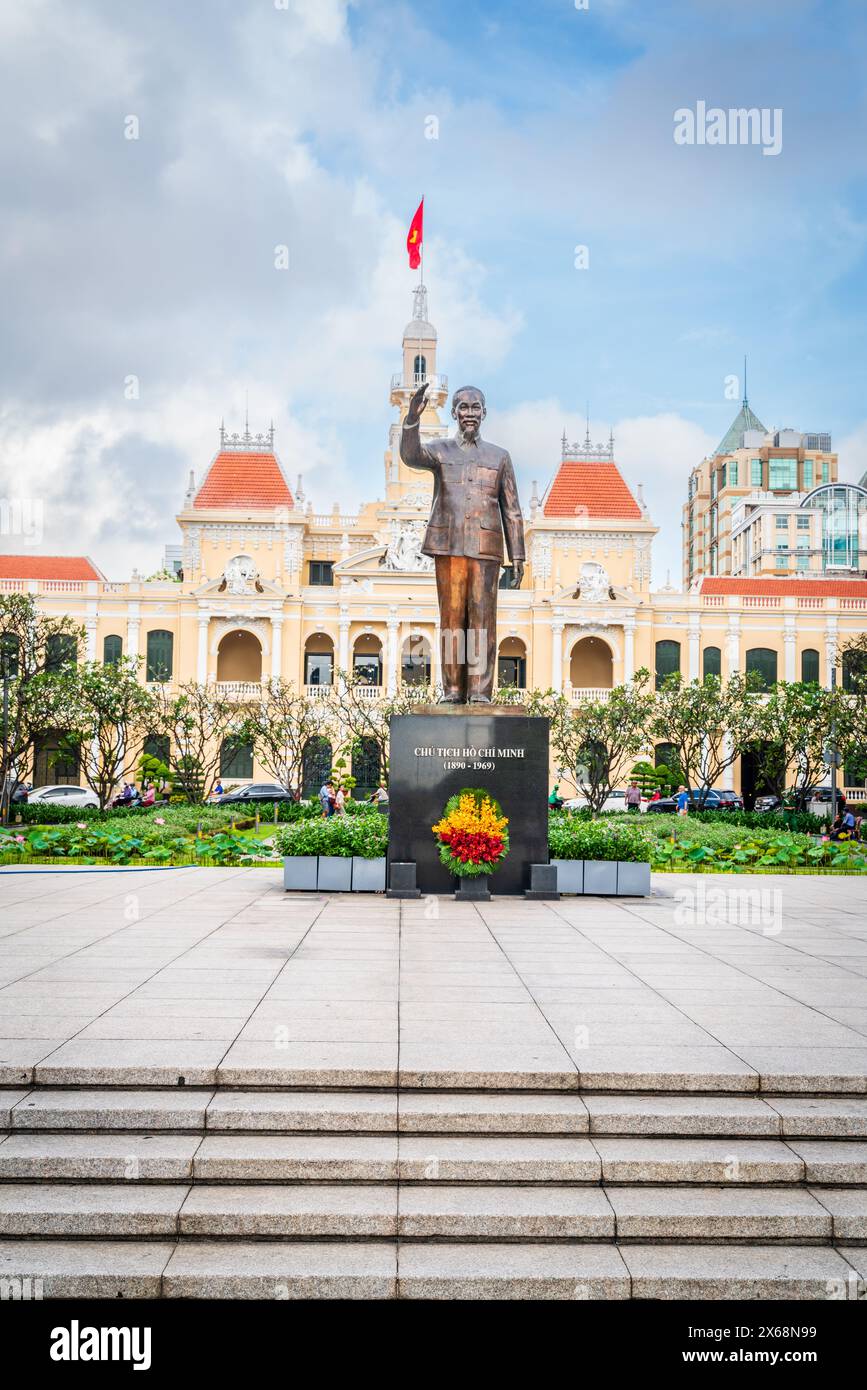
[432,793,508,837]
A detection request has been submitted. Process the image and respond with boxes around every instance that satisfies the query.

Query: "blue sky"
[1,0,866,583]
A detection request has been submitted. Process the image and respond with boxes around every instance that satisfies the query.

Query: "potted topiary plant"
[431,787,510,901]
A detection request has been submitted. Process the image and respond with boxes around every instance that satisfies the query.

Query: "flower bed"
[0,822,278,867]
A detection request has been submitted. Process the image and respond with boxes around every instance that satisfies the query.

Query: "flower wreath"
[431,787,510,878]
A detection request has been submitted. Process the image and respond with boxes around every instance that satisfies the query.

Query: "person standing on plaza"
[625,781,641,813]
[676,785,690,817]
[319,781,334,817]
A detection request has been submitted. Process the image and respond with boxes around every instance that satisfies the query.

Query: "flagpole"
[418,196,424,393]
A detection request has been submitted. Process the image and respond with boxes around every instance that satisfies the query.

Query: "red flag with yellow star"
[406,198,423,269]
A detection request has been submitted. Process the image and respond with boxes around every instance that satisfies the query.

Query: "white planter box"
[582,860,618,896]
[317,855,352,891]
[352,857,386,892]
[616,860,651,896]
[552,859,583,894]
[282,857,317,891]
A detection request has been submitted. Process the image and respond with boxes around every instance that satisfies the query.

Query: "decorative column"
[551,620,564,693]
[197,616,209,683]
[386,607,399,696]
[623,614,636,682]
[84,617,98,662]
[432,623,442,692]
[687,622,700,681]
[127,605,140,663]
[725,614,740,677]
[783,620,797,682]
[824,615,838,683]
[337,608,350,683]
[271,616,283,681]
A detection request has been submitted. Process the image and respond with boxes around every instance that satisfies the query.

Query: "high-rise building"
[682,395,837,585]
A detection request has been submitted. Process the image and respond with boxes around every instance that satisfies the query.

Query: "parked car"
[216,783,296,807]
[2,779,30,803]
[645,789,743,814]
[27,784,99,808]
[563,790,647,814]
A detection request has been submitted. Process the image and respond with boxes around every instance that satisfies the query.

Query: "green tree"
[239,680,326,792]
[528,673,655,813]
[148,682,243,803]
[748,681,852,810]
[55,657,156,809]
[0,595,83,820]
[324,671,435,791]
[651,673,763,808]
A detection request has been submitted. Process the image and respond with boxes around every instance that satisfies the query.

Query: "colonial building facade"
[3,289,867,797]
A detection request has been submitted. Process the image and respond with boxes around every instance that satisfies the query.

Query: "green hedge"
[275,815,388,859]
[548,816,652,863]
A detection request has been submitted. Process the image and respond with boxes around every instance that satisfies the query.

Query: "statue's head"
[452,385,486,442]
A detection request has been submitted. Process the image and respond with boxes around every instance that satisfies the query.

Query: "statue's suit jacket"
[400,428,526,565]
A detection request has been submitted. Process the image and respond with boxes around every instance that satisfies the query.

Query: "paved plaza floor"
[0,868,865,1092]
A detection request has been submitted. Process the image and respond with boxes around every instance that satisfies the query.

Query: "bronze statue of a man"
[400,381,525,704]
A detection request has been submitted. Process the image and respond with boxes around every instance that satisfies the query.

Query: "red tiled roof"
[194,451,294,510]
[0,555,103,580]
[542,461,642,520]
[701,578,867,598]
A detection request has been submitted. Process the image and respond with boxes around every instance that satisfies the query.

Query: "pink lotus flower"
[14,835,25,844]
[76,822,87,829]
[154,817,165,825]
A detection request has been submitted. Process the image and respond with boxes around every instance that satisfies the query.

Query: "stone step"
[0,1239,861,1299]
[1,1182,862,1243]
[1,1130,865,1185]
[5,1088,867,1138]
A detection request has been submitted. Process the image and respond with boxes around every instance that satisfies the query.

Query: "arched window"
[413,354,426,382]
[46,634,77,672]
[352,737,381,799]
[655,640,681,689]
[745,647,778,689]
[498,638,527,689]
[653,742,682,791]
[220,738,253,779]
[143,734,170,767]
[353,635,382,686]
[801,648,820,684]
[0,634,19,678]
[304,634,334,687]
[401,637,431,686]
[103,634,122,666]
[146,630,173,682]
[702,646,721,679]
[302,737,332,797]
[842,647,867,692]
[33,731,79,785]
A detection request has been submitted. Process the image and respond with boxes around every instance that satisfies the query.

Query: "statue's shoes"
[468,696,492,705]
[438,693,463,704]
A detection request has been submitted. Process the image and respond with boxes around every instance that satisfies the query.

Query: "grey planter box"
[583,859,618,896]
[616,860,651,896]
[282,856,317,891]
[317,855,353,891]
[552,859,584,895]
[352,856,386,892]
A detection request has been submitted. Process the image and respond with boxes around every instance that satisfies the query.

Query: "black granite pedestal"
[387,707,550,896]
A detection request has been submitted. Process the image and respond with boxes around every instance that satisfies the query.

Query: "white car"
[27,784,99,808]
[562,790,647,814]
